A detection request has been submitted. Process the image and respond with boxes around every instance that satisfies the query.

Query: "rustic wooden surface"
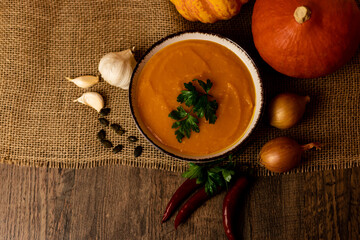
[0,164,359,240]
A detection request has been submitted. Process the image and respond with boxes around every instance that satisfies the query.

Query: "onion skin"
[269,93,310,129]
[259,137,321,173]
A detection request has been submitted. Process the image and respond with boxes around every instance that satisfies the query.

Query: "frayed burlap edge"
[2,155,358,176]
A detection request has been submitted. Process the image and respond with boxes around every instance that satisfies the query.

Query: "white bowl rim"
[129,31,264,163]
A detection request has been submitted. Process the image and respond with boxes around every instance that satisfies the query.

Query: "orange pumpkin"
[252,0,360,78]
[170,0,249,23]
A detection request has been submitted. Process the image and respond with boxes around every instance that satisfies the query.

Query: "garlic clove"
[66,75,99,88]
[98,49,137,90]
[74,92,104,112]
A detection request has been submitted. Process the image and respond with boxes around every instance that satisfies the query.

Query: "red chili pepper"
[162,178,202,223]
[174,186,221,229]
[222,177,248,240]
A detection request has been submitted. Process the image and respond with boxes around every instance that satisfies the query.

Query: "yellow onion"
[268,93,310,129]
[259,137,321,173]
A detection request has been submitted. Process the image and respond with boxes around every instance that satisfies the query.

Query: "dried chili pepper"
[222,177,248,240]
[174,186,221,229]
[162,178,201,223]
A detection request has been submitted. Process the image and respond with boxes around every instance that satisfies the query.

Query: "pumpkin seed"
[99,118,109,127]
[110,123,125,135]
[97,129,106,140]
[128,136,138,142]
[100,139,113,148]
[113,144,123,154]
[134,146,143,157]
[110,123,121,131]
[100,108,111,116]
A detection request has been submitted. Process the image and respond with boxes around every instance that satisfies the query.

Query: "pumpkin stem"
[294,6,311,24]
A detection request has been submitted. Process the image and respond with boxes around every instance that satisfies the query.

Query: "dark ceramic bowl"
[129,31,263,162]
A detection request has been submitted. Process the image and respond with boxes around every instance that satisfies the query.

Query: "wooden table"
[1,164,359,240]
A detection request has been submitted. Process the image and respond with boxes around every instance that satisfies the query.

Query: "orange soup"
[135,40,255,156]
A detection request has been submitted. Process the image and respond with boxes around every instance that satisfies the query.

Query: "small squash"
[170,0,249,23]
[252,0,360,78]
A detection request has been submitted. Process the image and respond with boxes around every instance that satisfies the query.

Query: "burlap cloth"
[0,0,359,175]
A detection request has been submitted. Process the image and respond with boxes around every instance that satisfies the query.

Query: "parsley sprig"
[168,106,199,143]
[182,156,235,196]
[169,79,218,143]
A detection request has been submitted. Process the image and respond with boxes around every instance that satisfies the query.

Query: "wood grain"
[0,164,359,240]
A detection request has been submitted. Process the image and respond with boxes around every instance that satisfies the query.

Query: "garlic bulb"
[74,92,104,112]
[98,49,137,90]
[66,75,99,88]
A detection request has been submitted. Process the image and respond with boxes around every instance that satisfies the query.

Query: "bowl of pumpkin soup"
[129,31,263,162]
